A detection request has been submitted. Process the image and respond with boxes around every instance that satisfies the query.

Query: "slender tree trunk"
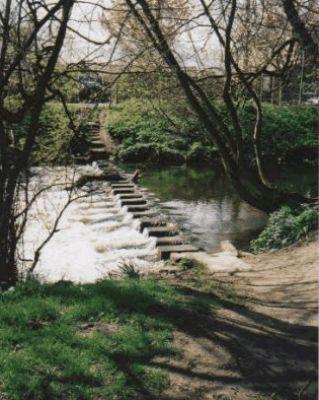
[0,0,74,287]
[125,0,315,213]
[298,51,305,104]
[0,181,18,287]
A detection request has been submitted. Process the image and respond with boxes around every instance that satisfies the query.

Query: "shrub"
[186,142,218,165]
[108,98,317,167]
[250,204,318,252]
[13,103,95,164]
[239,103,318,165]
[107,99,215,166]
[118,142,185,165]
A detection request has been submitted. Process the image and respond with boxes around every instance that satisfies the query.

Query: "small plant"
[119,262,141,279]
[250,204,318,252]
[179,258,195,270]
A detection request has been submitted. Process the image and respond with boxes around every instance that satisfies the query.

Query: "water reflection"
[137,165,316,252]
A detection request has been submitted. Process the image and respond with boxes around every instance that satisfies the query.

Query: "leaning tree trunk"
[126,0,315,213]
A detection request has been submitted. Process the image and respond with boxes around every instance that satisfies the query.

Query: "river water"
[20,165,159,283]
[137,165,317,253]
[21,164,316,282]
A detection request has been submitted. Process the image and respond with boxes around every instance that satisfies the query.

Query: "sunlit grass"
[0,276,222,400]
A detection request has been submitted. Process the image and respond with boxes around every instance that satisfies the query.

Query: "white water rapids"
[19,164,161,283]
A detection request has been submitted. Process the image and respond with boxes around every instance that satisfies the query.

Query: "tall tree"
[0,0,74,286]
[123,0,315,212]
[281,0,318,61]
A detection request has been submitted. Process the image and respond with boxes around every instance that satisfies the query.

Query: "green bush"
[118,142,185,164]
[13,103,96,164]
[239,103,318,165]
[108,99,215,166]
[250,204,318,252]
[186,142,217,165]
[108,98,317,167]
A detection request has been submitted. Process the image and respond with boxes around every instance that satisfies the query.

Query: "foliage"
[107,98,317,167]
[239,103,318,165]
[0,276,222,400]
[250,204,318,252]
[107,98,215,166]
[13,103,97,165]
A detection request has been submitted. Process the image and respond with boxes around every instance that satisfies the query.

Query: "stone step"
[139,218,167,230]
[132,210,157,218]
[121,198,147,206]
[112,180,131,185]
[90,141,105,148]
[157,244,198,259]
[112,189,135,195]
[111,184,135,189]
[90,147,108,154]
[145,226,179,237]
[90,151,109,161]
[126,204,149,212]
[74,156,90,164]
[118,193,143,199]
[87,122,99,127]
[156,236,185,246]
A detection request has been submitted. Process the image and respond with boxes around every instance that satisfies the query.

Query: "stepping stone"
[74,156,90,164]
[112,180,131,185]
[145,226,179,237]
[90,150,110,159]
[118,193,144,199]
[112,189,135,195]
[90,148,108,154]
[157,244,198,260]
[87,122,99,127]
[156,236,185,246]
[121,198,147,206]
[126,204,149,212]
[132,210,157,218]
[90,141,105,148]
[111,184,135,189]
[139,218,167,230]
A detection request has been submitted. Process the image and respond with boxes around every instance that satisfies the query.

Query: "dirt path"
[160,239,317,400]
[99,110,114,156]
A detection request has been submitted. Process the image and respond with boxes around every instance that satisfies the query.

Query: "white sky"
[61,0,222,69]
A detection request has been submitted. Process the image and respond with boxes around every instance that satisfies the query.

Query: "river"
[21,164,316,282]
[135,165,317,252]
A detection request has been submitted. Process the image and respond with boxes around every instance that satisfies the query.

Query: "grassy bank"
[0,275,223,400]
[13,103,99,165]
[250,204,318,252]
[107,99,317,167]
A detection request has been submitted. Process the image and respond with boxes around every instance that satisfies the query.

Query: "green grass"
[0,276,223,400]
[107,98,317,167]
[250,204,318,252]
[12,103,100,165]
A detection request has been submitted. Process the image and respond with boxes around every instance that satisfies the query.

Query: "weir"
[86,119,199,261]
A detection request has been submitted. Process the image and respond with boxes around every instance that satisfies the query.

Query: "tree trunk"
[126,0,315,214]
[0,190,18,287]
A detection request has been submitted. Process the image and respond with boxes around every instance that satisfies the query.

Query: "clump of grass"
[250,204,318,253]
[119,262,141,279]
[0,276,223,399]
[178,258,195,270]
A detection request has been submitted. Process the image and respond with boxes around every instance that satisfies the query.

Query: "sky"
[61,0,222,70]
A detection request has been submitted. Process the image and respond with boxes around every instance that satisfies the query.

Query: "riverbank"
[1,238,316,400]
[160,236,317,400]
[107,99,318,167]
